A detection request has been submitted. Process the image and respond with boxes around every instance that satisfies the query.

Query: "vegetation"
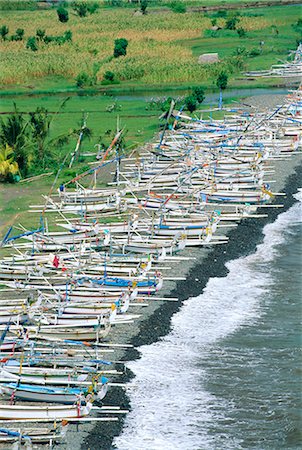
[140,0,148,15]
[0,5,300,88]
[216,71,228,90]
[170,2,187,14]
[0,144,19,182]
[237,27,246,38]
[57,6,69,23]
[26,36,38,52]
[0,25,9,40]
[114,38,129,58]
[71,1,100,18]
[225,14,240,30]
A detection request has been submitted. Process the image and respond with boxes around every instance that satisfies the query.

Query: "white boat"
[0,401,93,419]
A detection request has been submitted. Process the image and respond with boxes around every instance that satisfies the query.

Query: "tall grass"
[0,6,300,86]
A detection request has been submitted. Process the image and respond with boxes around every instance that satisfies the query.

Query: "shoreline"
[80,161,302,448]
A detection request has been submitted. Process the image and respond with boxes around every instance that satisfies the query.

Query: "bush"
[237,27,246,38]
[72,2,88,17]
[185,95,198,113]
[192,87,205,104]
[103,71,115,82]
[87,2,100,14]
[0,25,9,41]
[63,30,72,42]
[225,15,239,30]
[170,1,186,13]
[216,72,228,90]
[11,28,24,41]
[72,1,98,17]
[57,6,69,23]
[114,38,128,58]
[292,18,302,35]
[249,48,261,57]
[140,0,148,14]
[36,29,46,41]
[76,71,90,87]
[215,10,227,18]
[43,31,72,45]
[26,36,38,52]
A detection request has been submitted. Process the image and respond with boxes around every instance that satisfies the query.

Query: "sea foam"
[114,191,302,450]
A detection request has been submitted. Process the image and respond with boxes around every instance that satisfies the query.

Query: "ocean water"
[114,190,302,450]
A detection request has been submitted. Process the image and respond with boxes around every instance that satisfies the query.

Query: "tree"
[216,72,228,109]
[185,95,198,113]
[216,72,228,90]
[140,0,148,14]
[0,144,19,183]
[26,36,38,51]
[114,38,128,58]
[28,103,70,170]
[192,87,205,104]
[0,25,9,41]
[0,108,30,176]
[237,27,246,38]
[225,15,239,30]
[57,6,69,23]
[29,107,52,167]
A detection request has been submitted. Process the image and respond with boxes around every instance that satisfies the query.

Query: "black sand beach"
[66,92,302,450]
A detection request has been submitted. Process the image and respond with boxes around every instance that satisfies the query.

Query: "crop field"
[0,3,300,90]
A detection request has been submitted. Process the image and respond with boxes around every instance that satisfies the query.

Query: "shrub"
[215,10,227,18]
[106,102,122,113]
[234,46,247,56]
[76,71,90,87]
[185,95,198,113]
[216,72,228,90]
[26,36,38,51]
[71,1,99,16]
[114,38,128,58]
[103,71,115,82]
[249,48,261,57]
[11,28,24,41]
[36,29,46,41]
[87,2,100,14]
[170,1,186,13]
[0,25,9,40]
[63,30,72,42]
[237,27,246,38]
[292,18,302,35]
[192,86,205,104]
[57,6,69,23]
[72,2,88,17]
[140,0,148,14]
[225,16,239,30]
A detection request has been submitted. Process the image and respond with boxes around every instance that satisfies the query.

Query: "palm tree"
[0,144,20,182]
[0,105,31,176]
